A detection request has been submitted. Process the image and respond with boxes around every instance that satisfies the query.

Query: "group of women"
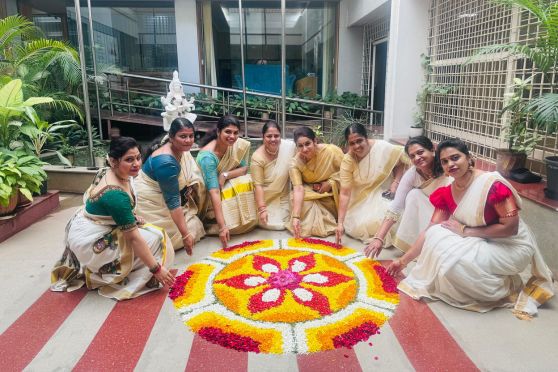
[51,114,553,319]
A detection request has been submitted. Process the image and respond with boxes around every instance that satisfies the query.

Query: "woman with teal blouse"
[51,137,175,300]
[197,115,257,247]
[135,117,206,255]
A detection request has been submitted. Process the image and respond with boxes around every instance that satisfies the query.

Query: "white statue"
[161,71,196,131]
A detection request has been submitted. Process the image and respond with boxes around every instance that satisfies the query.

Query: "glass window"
[66,2,178,74]
[200,1,338,96]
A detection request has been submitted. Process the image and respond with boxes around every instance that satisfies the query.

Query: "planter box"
[0,191,60,244]
[44,165,98,194]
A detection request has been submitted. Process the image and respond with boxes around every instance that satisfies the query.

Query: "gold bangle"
[219,226,228,233]
[182,233,193,240]
[460,223,467,235]
[292,215,300,220]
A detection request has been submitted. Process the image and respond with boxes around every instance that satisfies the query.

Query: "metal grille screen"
[426,0,557,175]
[361,18,390,98]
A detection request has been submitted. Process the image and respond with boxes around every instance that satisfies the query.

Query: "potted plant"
[93,146,108,168]
[59,143,79,166]
[496,78,540,177]
[19,114,78,167]
[0,151,47,216]
[470,0,558,196]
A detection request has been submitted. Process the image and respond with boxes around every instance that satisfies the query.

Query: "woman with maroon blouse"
[388,139,554,319]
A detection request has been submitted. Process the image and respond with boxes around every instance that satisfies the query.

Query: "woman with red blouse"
[387,139,554,319]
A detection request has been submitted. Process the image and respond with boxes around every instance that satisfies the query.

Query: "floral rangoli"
[169,238,399,354]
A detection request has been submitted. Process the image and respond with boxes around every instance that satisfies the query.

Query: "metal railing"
[88,71,384,143]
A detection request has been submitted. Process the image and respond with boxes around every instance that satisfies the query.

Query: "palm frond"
[0,15,41,53]
[525,93,558,133]
[41,99,84,122]
[14,39,80,70]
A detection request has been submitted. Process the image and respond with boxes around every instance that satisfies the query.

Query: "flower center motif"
[268,269,301,289]
[213,250,357,322]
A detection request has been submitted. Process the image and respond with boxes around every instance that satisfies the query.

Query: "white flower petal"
[302,273,328,284]
[261,288,281,302]
[261,263,279,273]
[293,287,313,302]
[290,260,307,273]
[243,276,267,287]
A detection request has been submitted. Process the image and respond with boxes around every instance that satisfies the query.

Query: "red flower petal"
[332,321,379,349]
[252,255,281,273]
[288,254,316,273]
[215,274,267,290]
[302,271,353,287]
[198,327,261,353]
[248,288,286,313]
[373,265,398,293]
[292,287,332,316]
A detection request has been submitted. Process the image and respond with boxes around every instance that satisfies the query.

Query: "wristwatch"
[222,171,229,180]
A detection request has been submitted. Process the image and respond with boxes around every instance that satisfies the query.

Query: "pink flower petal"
[216,274,267,290]
[288,254,315,273]
[302,271,353,287]
[253,255,281,273]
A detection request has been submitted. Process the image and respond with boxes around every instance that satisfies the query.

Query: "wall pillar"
[383,0,430,140]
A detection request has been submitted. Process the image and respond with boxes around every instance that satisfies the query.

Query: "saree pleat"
[134,152,206,250]
[399,172,554,316]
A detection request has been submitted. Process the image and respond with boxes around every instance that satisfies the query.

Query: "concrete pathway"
[0,193,557,371]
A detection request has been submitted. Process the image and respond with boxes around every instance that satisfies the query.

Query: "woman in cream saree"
[389,139,554,319]
[288,127,344,238]
[135,117,206,254]
[250,121,296,230]
[337,123,407,244]
[197,115,257,246]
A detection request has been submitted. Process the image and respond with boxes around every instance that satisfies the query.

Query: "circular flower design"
[170,239,399,354]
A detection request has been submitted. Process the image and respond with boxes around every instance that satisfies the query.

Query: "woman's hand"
[219,226,230,247]
[365,238,383,258]
[154,266,175,287]
[259,210,269,225]
[182,234,194,256]
[441,217,465,236]
[135,215,146,225]
[386,259,406,276]
[318,181,332,194]
[292,217,302,239]
[335,223,344,245]
[218,173,227,189]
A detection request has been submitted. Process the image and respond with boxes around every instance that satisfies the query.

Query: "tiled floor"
[0,193,557,371]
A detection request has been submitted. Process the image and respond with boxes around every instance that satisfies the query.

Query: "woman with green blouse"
[51,137,175,300]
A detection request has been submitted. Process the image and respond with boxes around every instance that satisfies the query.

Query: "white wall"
[337,0,364,94]
[175,0,201,92]
[345,0,387,26]
[383,0,430,140]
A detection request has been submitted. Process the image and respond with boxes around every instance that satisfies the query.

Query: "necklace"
[265,145,279,157]
[453,170,474,191]
[111,169,129,183]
